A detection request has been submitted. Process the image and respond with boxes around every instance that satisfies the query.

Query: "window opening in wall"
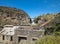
[10,36,13,41]
[3,35,5,40]
[18,37,27,43]
[32,38,37,41]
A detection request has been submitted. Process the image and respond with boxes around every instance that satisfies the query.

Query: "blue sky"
[0,0,60,18]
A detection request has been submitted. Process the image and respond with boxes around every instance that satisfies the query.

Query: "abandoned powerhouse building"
[0,24,45,44]
[0,7,45,44]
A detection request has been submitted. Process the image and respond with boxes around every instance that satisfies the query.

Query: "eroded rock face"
[0,6,31,26]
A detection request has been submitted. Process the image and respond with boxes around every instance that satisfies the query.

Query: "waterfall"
[31,18,36,25]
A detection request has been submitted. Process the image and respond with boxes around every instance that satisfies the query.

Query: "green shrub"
[55,32,60,35]
[36,36,60,44]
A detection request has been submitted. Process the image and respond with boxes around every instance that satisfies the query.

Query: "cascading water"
[31,18,36,25]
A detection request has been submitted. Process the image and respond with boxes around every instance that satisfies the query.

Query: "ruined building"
[0,25,45,44]
[0,6,45,44]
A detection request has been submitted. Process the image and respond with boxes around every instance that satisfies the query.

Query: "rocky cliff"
[0,6,31,26]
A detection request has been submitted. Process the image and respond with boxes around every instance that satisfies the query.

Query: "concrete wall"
[0,34,15,44]
[14,28,45,44]
[0,27,45,44]
[15,29,44,38]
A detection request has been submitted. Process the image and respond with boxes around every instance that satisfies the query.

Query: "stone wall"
[0,26,45,44]
[0,34,15,44]
[15,28,44,38]
[14,28,45,44]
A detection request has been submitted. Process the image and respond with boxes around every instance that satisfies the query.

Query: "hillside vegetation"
[35,14,60,44]
[34,13,60,35]
[36,35,60,44]
[0,6,31,26]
